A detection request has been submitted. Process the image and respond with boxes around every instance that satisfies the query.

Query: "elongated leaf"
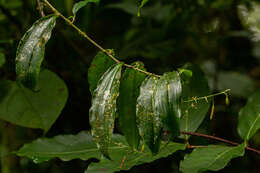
[180,143,246,173]
[16,15,57,90]
[180,65,210,138]
[15,132,185,172]
[15,131,99,163]
[0,52,6,68]
[72,0,99,16]
[88,50,115,95]
[118,61,146,150]
[136,76,162,153]
[89,63,123,158]
[87,141,186,173]
[0,70,68,132]
[154,71,182,138]
[237,90,260,141]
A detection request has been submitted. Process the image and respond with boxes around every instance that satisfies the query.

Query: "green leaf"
[88,50,115,95]
[15,132,185,172]
[0,70,68,132]
[89,63,123,158]
[137,0,149,17]
[154,71,182,138]
[15,131,100,163]
[136,76,162,154]
[0,52,6,68]
[180,64,211,138]
[118,61,146,150]
[16,15,57,90]
[237,90,260,141]
[72,0,99,16]
[180,143,246,173]
[87,140,186,173]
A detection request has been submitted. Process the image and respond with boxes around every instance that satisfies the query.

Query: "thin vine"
[41,0,260,155]
[43,0,160,78]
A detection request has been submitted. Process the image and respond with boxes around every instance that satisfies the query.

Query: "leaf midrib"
[19,146,129,156]
[246,113,260,140]
[205,146,238,171]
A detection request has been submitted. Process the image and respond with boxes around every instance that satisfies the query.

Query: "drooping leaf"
[72,0,99,16]
[88,50,115,95]
[154,71,182,138]
[87,141,186,173]
[180,143,246,173]
[15,132,186,172]
[0,52,6,68]
[137,0,149,17]
[136,76,162,154]
[118,61,146,150]
[0,70,68,132]
[16,15,57,90]
[180,64,211,138]
[237,90,260,141]
[89,63,123,158]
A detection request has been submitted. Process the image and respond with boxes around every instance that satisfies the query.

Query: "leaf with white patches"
[89,63,123,158]
[136,76,162,154]
[154,71,182,138]
[16,15,57,90]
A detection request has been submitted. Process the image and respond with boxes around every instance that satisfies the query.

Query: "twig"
[181,131,260,154]
[183,89,231,103]
[43,0,160,77]
[37,0,45,17]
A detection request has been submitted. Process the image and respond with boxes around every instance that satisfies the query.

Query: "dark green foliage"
[72,0,99,16]
[0,0,260,172]
[118,61,146,150]
[89,63,123,158]
[154,71,182,138]
[15,15,57,90]
[238,90,260,141]
[180,143,246,173]
[88,50,115,95]
[136,76,162,154]
[16,132,186,172]
[180,64,211,138]
[0,70,68,132]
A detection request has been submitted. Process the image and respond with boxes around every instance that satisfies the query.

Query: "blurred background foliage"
[0,0,260,172]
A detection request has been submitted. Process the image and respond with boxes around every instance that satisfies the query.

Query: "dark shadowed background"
[0,0,259,172]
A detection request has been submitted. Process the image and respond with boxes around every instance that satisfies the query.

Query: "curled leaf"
[89,63,123,158]
[72,0,99,16]
[136,76,162,154]
[88,50,115,95]
[16,15,57,90]
[154,71,182,138]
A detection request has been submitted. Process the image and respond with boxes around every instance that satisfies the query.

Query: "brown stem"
[37,0,45,17]
[181,131,260,154]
